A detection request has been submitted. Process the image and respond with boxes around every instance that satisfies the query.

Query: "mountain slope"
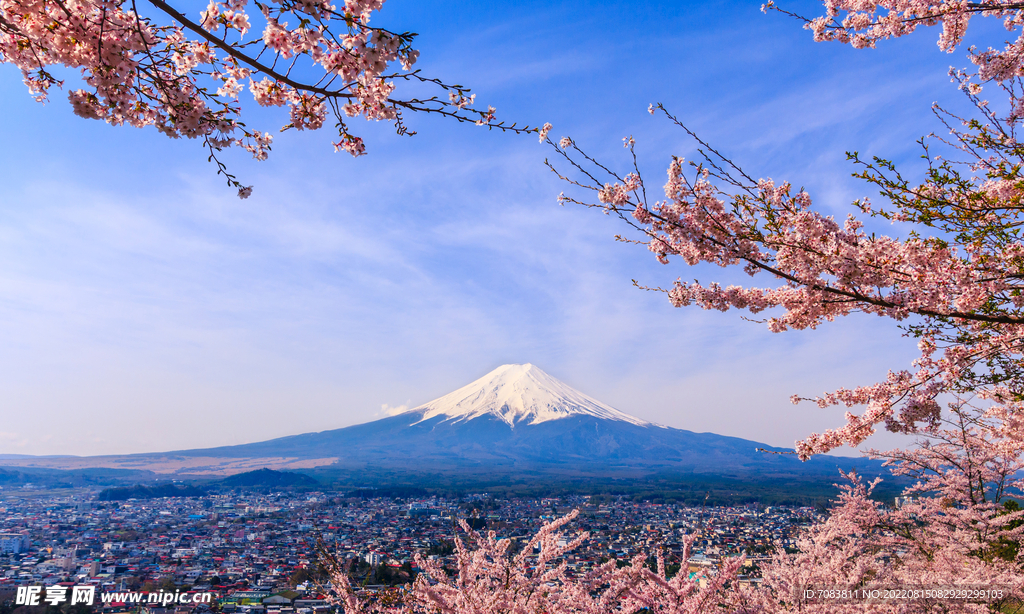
[167,364,880,478]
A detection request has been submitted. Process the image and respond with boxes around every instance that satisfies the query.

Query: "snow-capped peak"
[406,363,650,427]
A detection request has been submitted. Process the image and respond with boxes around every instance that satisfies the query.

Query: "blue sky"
[0,1,987,456]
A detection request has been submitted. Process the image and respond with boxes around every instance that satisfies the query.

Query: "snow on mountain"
[405,363,651,427]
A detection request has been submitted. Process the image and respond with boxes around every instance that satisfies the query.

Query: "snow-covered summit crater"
[405,363,650,427]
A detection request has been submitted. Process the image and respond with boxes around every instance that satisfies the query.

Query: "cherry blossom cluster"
[774,402,1024,612]
[767,1,1015,61]
[713,400,1024,612]
[757,474,1024,611]
[0,0,535,196]
[765,1,1024,110]
[320,511,752,614]
[548,104,1024,458]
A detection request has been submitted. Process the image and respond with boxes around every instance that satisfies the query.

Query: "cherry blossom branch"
[0,0,540,196]
[146,0,342,98]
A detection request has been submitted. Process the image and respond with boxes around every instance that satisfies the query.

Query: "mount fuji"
[410,363,650,427]
[168,363,879,478]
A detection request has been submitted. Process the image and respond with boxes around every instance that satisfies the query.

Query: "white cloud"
[380,404,410,417]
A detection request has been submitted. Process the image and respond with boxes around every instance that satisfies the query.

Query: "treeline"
[87,467,905,507]
[219,468,319,489]
[97,484,206,501]
[0,466,154,489]
[308,467,906,507]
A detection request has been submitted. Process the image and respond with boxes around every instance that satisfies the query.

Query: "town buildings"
[0,490,817,611]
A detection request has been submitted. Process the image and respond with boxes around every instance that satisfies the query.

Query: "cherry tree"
[547,1,1024,461]
[540,2,1024,609]
[0,0,545,197]
[756,402,1024,612]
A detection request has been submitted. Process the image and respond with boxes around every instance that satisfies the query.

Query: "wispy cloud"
[380,403,411,417]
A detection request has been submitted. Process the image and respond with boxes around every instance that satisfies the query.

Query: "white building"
[0,533,29,554]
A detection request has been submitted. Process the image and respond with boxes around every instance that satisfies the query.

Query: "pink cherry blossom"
[539,122,552,143]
